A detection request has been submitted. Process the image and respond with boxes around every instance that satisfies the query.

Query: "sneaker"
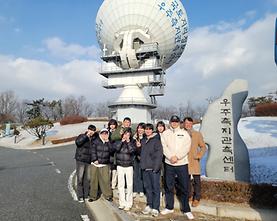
[133,192,137,198]
[151,209,159,217]
[78,198,84,203]
[142,205,152,215]
[185,212,194,220]
[160,208,174,215]
[118,205,125,210]
[88,198,94,202]
[139,192,144,197]
[192,200,200,207]
[106,197,113,202]
[124,207,131,211]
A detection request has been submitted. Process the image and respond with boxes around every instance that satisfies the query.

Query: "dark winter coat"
[139,133,163,172]
[75,132,98,164]
[109,128,117,170]
[133,133,146,161]
[113,139,136,167]
[91,137,113,164]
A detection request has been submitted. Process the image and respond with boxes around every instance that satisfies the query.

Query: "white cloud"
[43,37,101,60]
[163,13,277,106]
[0,13,276,109]
[0,55,115,103]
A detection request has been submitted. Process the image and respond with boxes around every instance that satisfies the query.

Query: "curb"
[85,198,134,221]
[72,174,277,221]
[190,201,277,221]
[72,174,135,221]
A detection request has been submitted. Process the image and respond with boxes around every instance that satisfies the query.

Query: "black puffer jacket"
[91,137,113,164]
[113,139,136,167]
[75,132,98,164]
[140,133,163,172]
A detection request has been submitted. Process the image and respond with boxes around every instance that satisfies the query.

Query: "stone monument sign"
[200,79,250,182]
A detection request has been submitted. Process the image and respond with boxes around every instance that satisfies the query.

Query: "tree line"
[0,90,210,124]
[0,89,275,139]
[0,90,111,124]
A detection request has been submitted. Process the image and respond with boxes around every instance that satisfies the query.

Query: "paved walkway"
[85,190,277,221]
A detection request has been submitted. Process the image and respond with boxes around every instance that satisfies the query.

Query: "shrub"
[0,114,15,124]
[24,117,53,139]
[255,103,277,116]
[51,136,77,144]
[60,115,87,125]
[201,179,277,208]
[11,125,20,135]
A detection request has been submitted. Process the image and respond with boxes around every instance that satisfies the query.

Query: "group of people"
[74,115,206,220]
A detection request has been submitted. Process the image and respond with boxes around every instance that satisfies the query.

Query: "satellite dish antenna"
[96,0,189,122]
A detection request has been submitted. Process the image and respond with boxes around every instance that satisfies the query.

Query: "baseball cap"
[100,128,109,134]
[170,115,180,122]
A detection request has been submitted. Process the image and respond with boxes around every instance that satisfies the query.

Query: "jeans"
[189,174,201,200]
[142,170,161,210]
[133,158,144,193]
[164,163,191,213]
[76,161,90,199]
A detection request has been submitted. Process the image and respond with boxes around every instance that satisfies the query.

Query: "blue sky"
[0,0,275,56]
[0,0,277,106]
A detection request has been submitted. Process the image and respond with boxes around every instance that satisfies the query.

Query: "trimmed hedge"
[60,115,87,125]
[255,103,277,116]
[51,136,77,144]
[201,179,277,208]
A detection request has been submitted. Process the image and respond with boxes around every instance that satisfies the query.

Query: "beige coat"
[161,127,191,166]
[188,130,207,175]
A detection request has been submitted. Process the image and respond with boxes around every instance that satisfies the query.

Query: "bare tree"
[41,100,63,121]
[93,102,111,117]
[15,100,29,124]
[78,96,94,117]
[0,90,18,116]
[195,104,207,120]
[62,95,94,117]
[62,96,79,116]
[181,101,196,119]
[152,105,178,120]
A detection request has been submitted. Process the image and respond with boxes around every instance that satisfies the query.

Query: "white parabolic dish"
[96,0,189,70]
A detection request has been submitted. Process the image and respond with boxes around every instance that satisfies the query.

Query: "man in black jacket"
[75,124,97,202]
[89,128,113,202]
[138,123,163,217]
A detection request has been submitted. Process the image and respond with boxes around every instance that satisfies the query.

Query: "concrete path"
[84,190,277,221]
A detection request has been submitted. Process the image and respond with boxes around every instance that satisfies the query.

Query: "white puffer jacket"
[161,127,191,166]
